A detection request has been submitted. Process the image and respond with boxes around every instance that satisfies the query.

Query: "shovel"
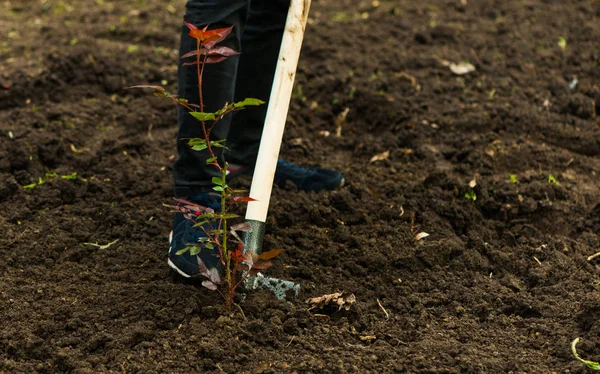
[242,0,311,299]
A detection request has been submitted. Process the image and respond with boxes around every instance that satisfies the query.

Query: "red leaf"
[257,249,284,261]
[231,242,246,263]
[251,260,273,270]
[180,50,199,59]
[188,25,233,48]
[203,26,233,48]
[204,56,229,64]
[233,196,257,203]
[184,21,198,30]
[127,84,165,93]
[207,46,239,57]
[202,280,217,291]
[231,222,252,232]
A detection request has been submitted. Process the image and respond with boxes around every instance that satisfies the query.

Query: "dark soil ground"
[2,0,600,372]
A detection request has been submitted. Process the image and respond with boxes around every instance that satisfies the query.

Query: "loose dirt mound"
[2,0,600,372]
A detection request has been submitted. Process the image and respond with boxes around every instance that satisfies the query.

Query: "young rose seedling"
[132,22,282,312]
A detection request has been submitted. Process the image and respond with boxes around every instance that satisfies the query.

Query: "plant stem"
[220,165,232,311]
[196,39,204,112]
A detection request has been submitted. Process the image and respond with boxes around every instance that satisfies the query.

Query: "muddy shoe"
[168,193,222,278]
[228,158,344,192]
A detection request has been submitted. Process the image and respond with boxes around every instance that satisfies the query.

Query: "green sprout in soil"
[509,173,518,183]
[132,22,282,312]
[548,174,559,185]
[558,36,567,51]
[464,189,477,201]
[23,172,78,189]
[572,338,600,370]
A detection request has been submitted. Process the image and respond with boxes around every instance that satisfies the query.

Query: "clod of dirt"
[0,174,19,202]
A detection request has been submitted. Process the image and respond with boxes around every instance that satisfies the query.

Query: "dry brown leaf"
[415,232,430,241]
[306,292,356,311]
[449,61,476,75]
[370,150,390,163]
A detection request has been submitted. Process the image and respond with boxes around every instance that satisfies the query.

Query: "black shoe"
[228,158,344,192]
[168,193,222,278]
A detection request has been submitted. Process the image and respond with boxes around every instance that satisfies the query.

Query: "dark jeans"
[173,0,290,197]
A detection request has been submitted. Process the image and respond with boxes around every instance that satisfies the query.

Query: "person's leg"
[173,0,250,197]
[225,0,290,166]
[225,0,345,191]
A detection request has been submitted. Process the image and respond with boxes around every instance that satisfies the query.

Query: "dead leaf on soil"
[415,232,430,241]
[306,292,356,311]
[369,150,390,163]
[360,335,377,341]
[440,59,476,75]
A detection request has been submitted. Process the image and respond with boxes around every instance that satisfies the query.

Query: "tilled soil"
[2,0,600,372]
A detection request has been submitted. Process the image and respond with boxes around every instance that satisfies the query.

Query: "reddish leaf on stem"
[181,46,239,60]
[231,242,246,263]
[204,56,228,64]
[257,249,284,261]
[127,84,166,93]
[231,222,252,232]
[184,21,198,30]
[185,24,233,49]
[233,196,257,203]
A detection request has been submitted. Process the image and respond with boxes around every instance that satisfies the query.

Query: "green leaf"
[187,138,206,146]
[213,186,224,192]
[191,144,208,151]
[175,246,191,255]
[216,213,239,220]
[189,246,201,256]
[558,36,567,51]
[509,174,517,183]
[192,220,210,228]
[210,142,228,149]
[234,98,265,108]
[196,213,216,219]
[206,156,217,164]
[61,172,77,180]
[548,174,559,185]
[23,183,37,190]
[212,177,224,186]
[464,190,477,201]
[190,112,216,122]
[572,338,600,370]
[205,242,214,249]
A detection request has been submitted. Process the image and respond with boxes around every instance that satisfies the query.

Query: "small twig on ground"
[82,239,119,250]
[286,336,295,347]
[587,251,600,262]
[376,298,389,319]
[335,107,349,137]
[147,123,154,139]
[533,256,543,266]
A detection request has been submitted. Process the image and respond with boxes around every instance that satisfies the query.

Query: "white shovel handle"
[245,0,311,223]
